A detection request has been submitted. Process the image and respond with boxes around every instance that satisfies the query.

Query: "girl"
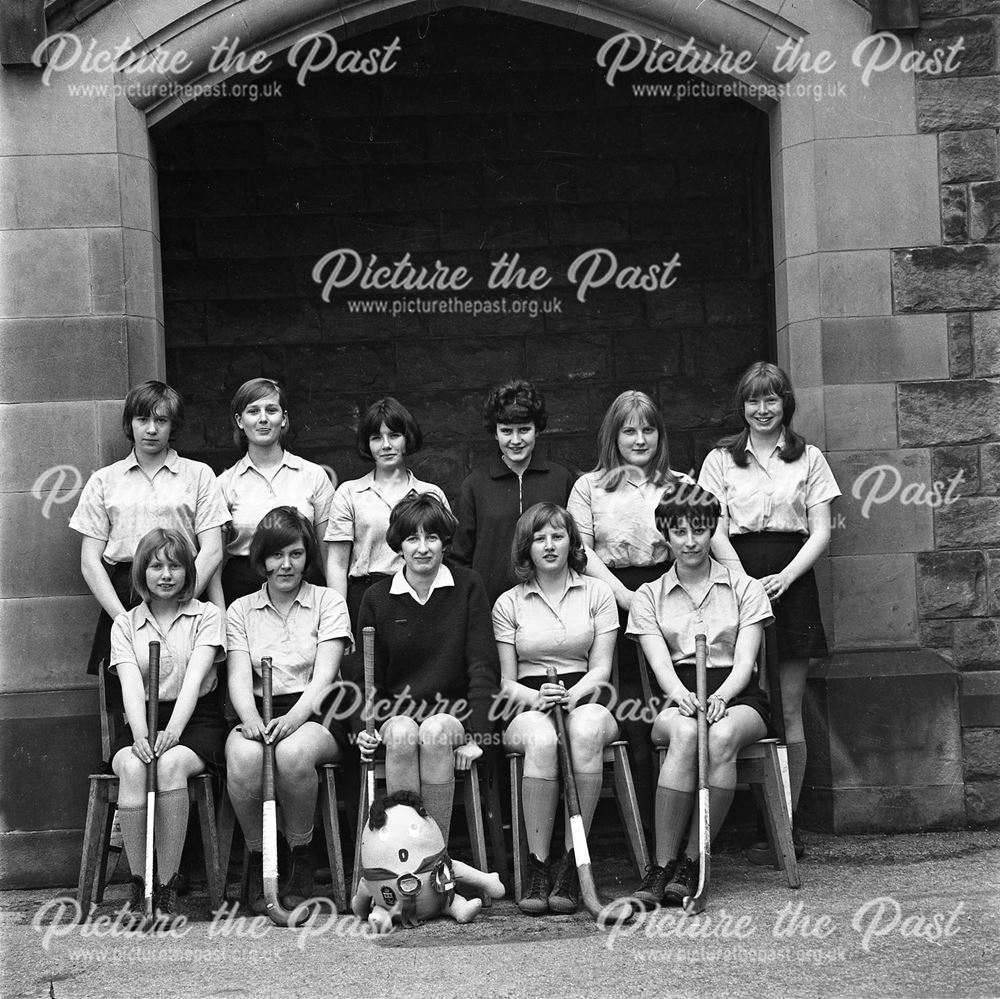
[70,381,228,705]
[451,379,576,606]
[214,377,337,605]
[356,493,500,845]
[225,508,353,912]
[493,504,618,915]
[698,362,840,861]
[324,397,449,681]
[567,389,693,828]
[626,485,772,907]
[109,528,227,922]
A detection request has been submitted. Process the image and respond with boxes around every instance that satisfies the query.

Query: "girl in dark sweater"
[356,493,500,842]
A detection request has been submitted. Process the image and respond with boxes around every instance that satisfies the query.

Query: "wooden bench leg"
[77,778,114,920]
[192,776,224,912]
[463,763,491,908]
[318,765,347,913]
[481,754,510,890]
[216,782,236,900]
[759,746,800,889]
[610,743,650,877]
[507,754,526,903]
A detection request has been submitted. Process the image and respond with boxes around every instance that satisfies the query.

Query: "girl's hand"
[131,736,154,764]
[706,694,729,725]
[535,681,568,712]
[154,728,180,756]
[454,742,483,771]
[356,729,381,762]
[760,570,793,601]
[264,713,302,744]
[673,689,699,717]
[239,716,268,742]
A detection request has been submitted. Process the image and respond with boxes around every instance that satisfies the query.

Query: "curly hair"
[481,379,548,433]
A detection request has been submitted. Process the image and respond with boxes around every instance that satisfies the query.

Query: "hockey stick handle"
[260,656,298,927]
[683,633,711,916]
[362,627,376,805]
[695,634,709,792]
[144,641,160,920]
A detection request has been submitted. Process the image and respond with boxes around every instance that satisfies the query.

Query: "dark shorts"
[112,693,227,775]
[249,691,352,754]
[670,662,771,731]
[731,532,829,660]
[87,562,139,711]
[497,671,608,731]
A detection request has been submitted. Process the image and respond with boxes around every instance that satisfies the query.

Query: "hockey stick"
[683,634,711,915]
[546,667,632,926]
[143,641,160,926]
[260,656,301,927]
[362,626,376,811]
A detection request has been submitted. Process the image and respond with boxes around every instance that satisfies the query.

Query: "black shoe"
[632,861,676,910]
[151,873,181,929]
[518,853,550,915]
[547,851,579,915]
[746,826,805,866]
[662,857,699,907]
[282,844,315,909]
[246,850,266,916]
[121,875,145,928]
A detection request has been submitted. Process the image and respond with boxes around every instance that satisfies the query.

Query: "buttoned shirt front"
[109,599,225,700]
[323,470,450,577]
[217,451,335,557]
[626,559,773,669]
[698,436,840,535]
[69,449,230,563]
[492,572,618,680]
[389,563,455,605]
[568,470,694,568]
[226,581,353,696]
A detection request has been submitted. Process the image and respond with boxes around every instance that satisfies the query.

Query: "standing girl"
[493,503,618,915]
[109,528,227,922]
[567,389,692,829]
[451,379,576,606]
[698,361,840,861]
[226,508,353,911]
[323,398,449,681]
[70,380,229,706]
[215,377,336,605]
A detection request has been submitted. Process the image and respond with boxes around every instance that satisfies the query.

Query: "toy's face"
[361,805,447,912]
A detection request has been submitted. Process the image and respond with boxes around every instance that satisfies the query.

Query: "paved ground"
[2,829,998,999]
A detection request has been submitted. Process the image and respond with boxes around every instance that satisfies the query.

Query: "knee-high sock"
[654,786,694,866]
[786,741,807,813]
[708,785,735,845]
[118,803,147,882]
[420,779,455,845]
[154,787,189,882]
[521,776,559,861]
[564,771,603,853]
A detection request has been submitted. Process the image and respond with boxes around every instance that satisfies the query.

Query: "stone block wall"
[904,0,1000,823]
[156,10,773,493]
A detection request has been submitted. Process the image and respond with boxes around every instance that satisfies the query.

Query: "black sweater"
[356,567,500,739]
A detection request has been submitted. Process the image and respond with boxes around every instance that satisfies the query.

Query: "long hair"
[131,528,197,603]
[717,362,805,466]
[510,503,587,582]
[230,377,289,452]
[592,390,675,491]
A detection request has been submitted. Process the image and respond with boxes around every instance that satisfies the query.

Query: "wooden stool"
[507,740,649,901]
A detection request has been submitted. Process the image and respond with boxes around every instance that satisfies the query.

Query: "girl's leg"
[504,713,560,862]
[650,709,699,867]
[417,714,465,842]
[381,716,420,795]
[224,730,265,850]
[273,723,341,848]
[563,704,617,849]
[152,746,206,884]
[111,747,151,886]
[777,657,810,811]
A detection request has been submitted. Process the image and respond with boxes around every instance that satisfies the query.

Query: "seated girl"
[626,484,773,908]
[493,503,619,916]
[225,508,353,912]
[109,528,227,923]
[356,493,500,845]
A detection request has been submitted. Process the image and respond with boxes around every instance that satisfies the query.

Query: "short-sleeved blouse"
[69,450,230,564]
[217,451,335,557]
[697,438,841,535]
[226,581,353,697]
[109,599,225,701]
[322,470,450,577]
[626,560,773,669]
[492,572,618,681]
[567,470,694,569]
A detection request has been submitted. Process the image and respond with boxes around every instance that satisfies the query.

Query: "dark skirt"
[342,573,390,685]
[730,532,829,660]
[112,693,227,775]
[671,663,771,730]
[248,690,352,754]
[87,562,139,675]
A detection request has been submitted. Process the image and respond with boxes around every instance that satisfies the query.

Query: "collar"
[523,569,585,600]
[248,579,316,612]
[389,563,455,600]
[234,450,301,476]
[745,431,785,461]
[356,469,415,493]
[661,558,732,595]
[134,598,201,632]
[489,450,551,479]
[125,448,180,473]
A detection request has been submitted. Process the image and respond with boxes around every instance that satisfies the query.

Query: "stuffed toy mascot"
[351,790,504,933]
